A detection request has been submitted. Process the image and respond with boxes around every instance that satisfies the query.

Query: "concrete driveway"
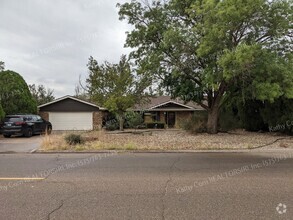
[0,135,42,153]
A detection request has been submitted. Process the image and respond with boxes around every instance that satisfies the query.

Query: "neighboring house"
[131,96,206,128]
[38,95,106,131]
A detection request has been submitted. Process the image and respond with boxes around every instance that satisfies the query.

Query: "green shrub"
[145,122,165,129]
[0,104,5,120]
[137,124,147,129]
[260,97,293,134]
[219,101,243,131]
[65,134,84,145]
[220,95,293,134]
[125,111,144,128]
[238,100,267,131]
[105,119,119,131]
[180,112,207,133]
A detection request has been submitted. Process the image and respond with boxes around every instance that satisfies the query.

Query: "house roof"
[38,95,107,110]
[132,96,205,111]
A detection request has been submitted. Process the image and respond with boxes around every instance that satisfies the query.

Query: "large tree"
[86,55,150,130]
[0,60,4,72]
[118,0,293,133]
[0,70,37,114]
[29,84,55,105]
[0,61,5,119]
[0,104,4,120]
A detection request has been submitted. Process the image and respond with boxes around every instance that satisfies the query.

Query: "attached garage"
[38,96,106,131]
[48,112,93,130]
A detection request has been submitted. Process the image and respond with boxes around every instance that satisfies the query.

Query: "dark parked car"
[1,114,52,138]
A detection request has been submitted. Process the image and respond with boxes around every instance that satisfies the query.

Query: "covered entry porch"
[131,96,206,129]
[143,110,190,129]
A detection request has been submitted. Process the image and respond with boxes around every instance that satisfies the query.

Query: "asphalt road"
[0,135,41,153]
[0,152,292,220]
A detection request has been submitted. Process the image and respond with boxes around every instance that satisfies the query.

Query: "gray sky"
[0,0,131,97]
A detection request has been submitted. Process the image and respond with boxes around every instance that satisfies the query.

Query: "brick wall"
[39,111,49,121]
[93,111,104,130]
[175,111,193,128]
[144,114,153,123]
[159,112,165,123]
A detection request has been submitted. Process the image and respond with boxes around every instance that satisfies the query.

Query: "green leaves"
[0,60,4,72]
[0,103,4,120]
[86,55,150,115]
[219,44,261,80]
[85,54,150,130]
[118,0,292,133]
[29,84,55,106]
[253,82,282,102]
[219,43,293,102]
[0,70,37,114]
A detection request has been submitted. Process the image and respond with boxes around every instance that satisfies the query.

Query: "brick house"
[131,96,206,128]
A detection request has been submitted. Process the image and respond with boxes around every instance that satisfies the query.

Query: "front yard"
[40,129,293,151]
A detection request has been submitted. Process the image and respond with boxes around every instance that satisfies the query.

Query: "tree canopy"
[0,61,5,119]
[0,60,4,72]
[29,84,55,106]
[0,70,37,114]
[0,103,4,120]
[118,0,293,133]
[86,55,150,130]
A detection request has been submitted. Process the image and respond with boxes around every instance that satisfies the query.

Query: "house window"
[151,112,160,122]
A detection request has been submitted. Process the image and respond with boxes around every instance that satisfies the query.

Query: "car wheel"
[25,128,33,137]
[3,134,11,138]
[46,126,52,135]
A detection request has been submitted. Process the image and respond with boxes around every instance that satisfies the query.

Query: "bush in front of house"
[219,98,243,132]
[125,111,144,129]
[145,122,165,129]
[260,97,293,135]
[104,112,144,130]
[103,113,119,131]
[105,119,119,131]
[219,95,293,134]
[65,134,84,145]
[180,112,207,133]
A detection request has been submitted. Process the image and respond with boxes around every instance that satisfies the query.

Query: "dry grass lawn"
[40,129,293,152]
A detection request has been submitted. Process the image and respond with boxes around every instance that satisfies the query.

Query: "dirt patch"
[39,129,293,151]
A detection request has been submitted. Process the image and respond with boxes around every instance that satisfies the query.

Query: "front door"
[166,112,176,128]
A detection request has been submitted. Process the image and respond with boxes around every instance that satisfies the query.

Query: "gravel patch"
[105,130,293,150]
[40,129,293,151]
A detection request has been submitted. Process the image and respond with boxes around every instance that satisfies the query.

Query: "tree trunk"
[118,114,124,131]
[207,105,220,134]
[206,82,227,134]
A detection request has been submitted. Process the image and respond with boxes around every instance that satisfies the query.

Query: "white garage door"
[49,112,93,130]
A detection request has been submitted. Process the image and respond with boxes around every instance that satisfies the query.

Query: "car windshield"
[4,117,23,122]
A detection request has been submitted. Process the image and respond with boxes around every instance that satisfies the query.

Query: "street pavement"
[0,152,292,220]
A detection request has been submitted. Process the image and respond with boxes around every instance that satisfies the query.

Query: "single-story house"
[38,95,106,131]
[131,96,206,128]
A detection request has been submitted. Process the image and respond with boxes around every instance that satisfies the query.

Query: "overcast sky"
[0,0,131,97]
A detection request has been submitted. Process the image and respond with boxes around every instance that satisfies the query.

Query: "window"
[151,112,160,122]
[36,116,43,121]
[4,117,23,122]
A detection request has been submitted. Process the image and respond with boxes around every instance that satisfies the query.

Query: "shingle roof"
[132,96,205,111]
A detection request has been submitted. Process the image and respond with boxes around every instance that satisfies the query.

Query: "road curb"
[30,148,38,153]
[32,149,293,154]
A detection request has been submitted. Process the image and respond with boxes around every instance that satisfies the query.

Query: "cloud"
[0,0,131,97]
